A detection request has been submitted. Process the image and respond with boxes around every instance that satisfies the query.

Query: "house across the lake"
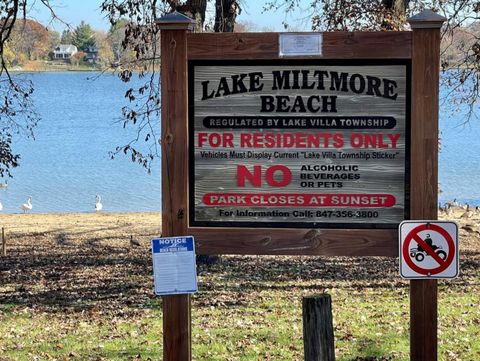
[84,45,99,64]
[53,44,78,60]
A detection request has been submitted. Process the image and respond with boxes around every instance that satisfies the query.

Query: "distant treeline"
[4,18,134,68]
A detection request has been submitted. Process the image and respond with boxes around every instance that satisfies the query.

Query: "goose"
[95,195,103,212]
[0,180,7,189]
[130,235,140,247]
[460,204,473,219]
[448,198,458,208]
[20,196,32,213]
[445,203,453,217]
[439,202,449,214]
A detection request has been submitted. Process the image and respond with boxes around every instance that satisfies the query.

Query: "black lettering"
[330,72,349,92]
[249,72,264,92]
[231,74,248,94]
[276,95,291,112]
[350,73,366,94]
[322,96,337,112]
[260,95,275,112]
[307,96,320,112]
[201,80,215,100]
[292,70,301,89]
[302,70,315,89]
[215,77,231,97]
[272,70,291,90]
[366,76,382,97]
[313,70,328,90]
[383,78,398,100]
[291,96,307,113]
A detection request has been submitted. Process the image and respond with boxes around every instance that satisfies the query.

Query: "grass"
[0,212,478,360]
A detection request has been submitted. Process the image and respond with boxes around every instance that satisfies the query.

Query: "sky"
[28,0,311,32]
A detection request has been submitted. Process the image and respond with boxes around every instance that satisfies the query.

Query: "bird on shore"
[0,180,7,189]
[445,203,453,217]
[20,196,32,213]
[0,200,3,211]
[460,204,473,219]
[438,202,444,213]
[448,198,458,208]
[95,195,103,212]
[130,235,140,247]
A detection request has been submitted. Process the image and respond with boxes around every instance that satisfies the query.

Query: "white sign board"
[279,33,323,57]
[399,221,459,279]
[189,61,409,228]
[151,236,198,295]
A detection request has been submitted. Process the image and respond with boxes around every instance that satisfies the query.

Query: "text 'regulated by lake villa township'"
[189,62,409,228]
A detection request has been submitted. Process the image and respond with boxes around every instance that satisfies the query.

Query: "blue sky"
[28,0,310,32]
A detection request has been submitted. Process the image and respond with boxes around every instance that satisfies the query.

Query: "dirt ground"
[0,209,478,311]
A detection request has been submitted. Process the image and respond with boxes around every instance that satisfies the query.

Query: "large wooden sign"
[189,61,410,228]
[158,10,445,361]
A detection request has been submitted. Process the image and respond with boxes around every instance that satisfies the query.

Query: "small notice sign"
[279,33,322,57]
[399,221,459,279]
[151,236,198,295]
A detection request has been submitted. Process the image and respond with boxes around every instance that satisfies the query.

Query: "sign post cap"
[408,9,446,29]
[156,11,195,30]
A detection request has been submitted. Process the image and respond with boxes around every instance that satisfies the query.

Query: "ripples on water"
[0,72,478,213]
[0,72,160,213]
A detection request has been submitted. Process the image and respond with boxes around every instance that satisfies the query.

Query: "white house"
[53,44,78,60]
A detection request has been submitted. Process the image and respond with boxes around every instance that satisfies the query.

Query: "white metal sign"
[399,221,459,279]
[151,236,198,295]
[279,33,323,57]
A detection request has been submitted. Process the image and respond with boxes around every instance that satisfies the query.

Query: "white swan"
[0,200,3,211]
[95,195,103,212]
[20,196,32,213]
[0,180,7,189]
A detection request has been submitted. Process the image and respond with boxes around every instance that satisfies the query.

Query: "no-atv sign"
[399,221,459,279]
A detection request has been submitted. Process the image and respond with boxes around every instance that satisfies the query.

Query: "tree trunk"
[214,0,239,32]
[382,0,410,14]
[175,0,207,32]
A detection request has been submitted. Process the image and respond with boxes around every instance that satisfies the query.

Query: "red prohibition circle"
[402,223,455,275]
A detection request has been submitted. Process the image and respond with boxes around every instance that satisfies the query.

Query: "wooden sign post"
[158,12,195,361]
[157,10,445,361]
[408,10,445,361]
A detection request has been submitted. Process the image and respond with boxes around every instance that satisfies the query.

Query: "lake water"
[1,72,161,213]
[0,72,478,213]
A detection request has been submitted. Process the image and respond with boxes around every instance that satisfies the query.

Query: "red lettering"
[198,132,234,147]
[240,133,252,147]
[350,133,363,148]
[237,165,261,187]
[265,165,292,187]
[388,133,400,148]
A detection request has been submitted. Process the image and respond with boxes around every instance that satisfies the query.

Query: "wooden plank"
[160,21,192,361]
[190,227,398,256]
[163,295,191,361]
[187,32,411,59]
[410,279,438,360]
[408,10,444,361]
[410,34,440,221]
[161,30,189,237]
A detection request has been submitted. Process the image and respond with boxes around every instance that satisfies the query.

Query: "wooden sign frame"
[158,9,445,361]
